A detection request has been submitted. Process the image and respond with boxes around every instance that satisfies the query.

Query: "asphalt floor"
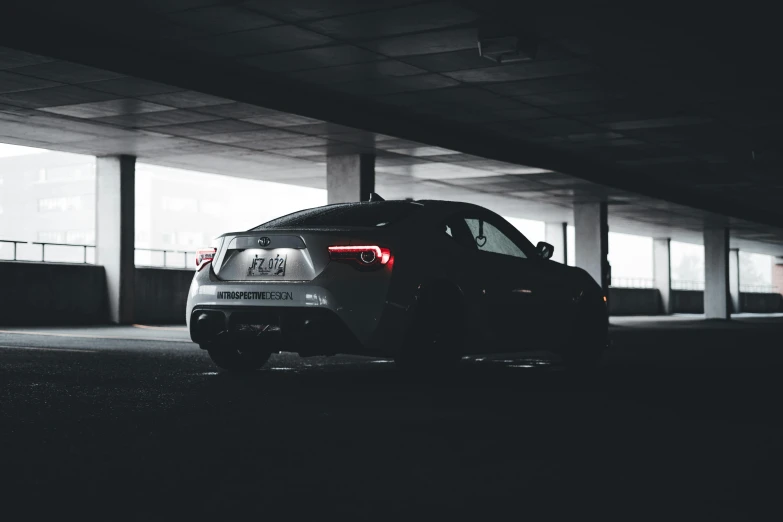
[1,316,782,520]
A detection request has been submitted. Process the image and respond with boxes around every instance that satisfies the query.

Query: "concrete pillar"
[703,227,730,319]
[653,238,672,314]
[96,156,135,324]
[326,153,375,204]
[544,222,567,264]
[729,248,741,314]
[574,201,609,297]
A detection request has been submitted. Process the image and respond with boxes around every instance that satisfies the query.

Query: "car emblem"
[258,237,271,247]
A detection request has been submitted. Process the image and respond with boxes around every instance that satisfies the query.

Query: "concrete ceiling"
[1,2,783,255]
[3,1,781,228]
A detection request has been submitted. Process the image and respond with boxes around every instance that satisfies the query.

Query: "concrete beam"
[326,154,375,204]
[704,227,730,319]
[653,238,671,314]
[574,202,609,296]
[544,222,567,264]
[96,156,135,324]
[729,248,741,314]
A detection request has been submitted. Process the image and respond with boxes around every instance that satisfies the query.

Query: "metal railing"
[2,240,197,269]
[134,248,196,269]
[0,239,94,263]
[740,284,780,294]
[670,280,779,294]
[611,277,655,289]
[672,280,705,290]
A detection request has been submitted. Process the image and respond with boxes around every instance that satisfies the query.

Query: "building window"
[36,230,94,244]
[66,230,95,245]
[161,231,204,248]
[38,231,66,243]
[38,196,83,212]
[36,164,94,183]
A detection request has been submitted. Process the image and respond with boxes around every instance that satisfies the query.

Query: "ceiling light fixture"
[477,21,538,64]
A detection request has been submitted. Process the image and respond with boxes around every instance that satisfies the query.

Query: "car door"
[439,213,487,347]
[457,215,538,350]
[461,213,573,351]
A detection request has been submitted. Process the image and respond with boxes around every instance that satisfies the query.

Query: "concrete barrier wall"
[1,261,780,325]
[671,290,704,314]
[134,268,193,324]
[0,262,193,325]
[669,290,781,314]
[608,288,660,316]
[0,261,108,325]
[741,292,782,313]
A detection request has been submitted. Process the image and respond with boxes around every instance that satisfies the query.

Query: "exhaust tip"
[193,311,226,342]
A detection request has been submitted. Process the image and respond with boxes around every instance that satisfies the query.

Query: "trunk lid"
[212,229,390,281]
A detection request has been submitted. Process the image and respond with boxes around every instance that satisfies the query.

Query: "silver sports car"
[186,195,608,371]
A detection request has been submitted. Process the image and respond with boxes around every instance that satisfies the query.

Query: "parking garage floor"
[2,317,782,520]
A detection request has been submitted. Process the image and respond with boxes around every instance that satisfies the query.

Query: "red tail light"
[196,248,216,271]
[328,245,391,268]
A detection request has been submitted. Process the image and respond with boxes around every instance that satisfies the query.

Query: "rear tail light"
[328,245,391,269]
[196,248,216,271]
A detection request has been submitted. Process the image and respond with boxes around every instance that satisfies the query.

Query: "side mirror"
[536,241,554,260]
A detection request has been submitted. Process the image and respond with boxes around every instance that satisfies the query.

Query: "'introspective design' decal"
[216,291,293,300]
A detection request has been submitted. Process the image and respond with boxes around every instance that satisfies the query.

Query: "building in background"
[0,148,326,266]
[773,259,783,296]
[739,251,776,292]
[0,151,96,263]
[134,164,326,267]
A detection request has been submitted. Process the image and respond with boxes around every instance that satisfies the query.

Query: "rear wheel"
[204,342,272,371]
[395,282,463,372]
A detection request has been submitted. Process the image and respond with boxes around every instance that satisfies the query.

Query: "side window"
[442,216,477,251]
[464,218,527,259]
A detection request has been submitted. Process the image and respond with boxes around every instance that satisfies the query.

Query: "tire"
[562,300,607,369]
[395,283,463,372]
[204,342,271,371]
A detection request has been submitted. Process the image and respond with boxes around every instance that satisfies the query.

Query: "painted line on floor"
[0,329,192,343]
[0,344,98,353]
[132,324,187,331]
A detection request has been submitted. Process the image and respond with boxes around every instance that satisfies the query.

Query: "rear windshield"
[253,201,422,229]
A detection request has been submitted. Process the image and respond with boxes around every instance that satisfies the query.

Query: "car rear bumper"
[190,305,362,355]
[186,266,409,356]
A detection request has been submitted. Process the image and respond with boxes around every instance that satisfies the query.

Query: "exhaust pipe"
[193,311,225,343]
[197,313,210,329]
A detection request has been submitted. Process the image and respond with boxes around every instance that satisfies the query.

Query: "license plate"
[247,252,287,277]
